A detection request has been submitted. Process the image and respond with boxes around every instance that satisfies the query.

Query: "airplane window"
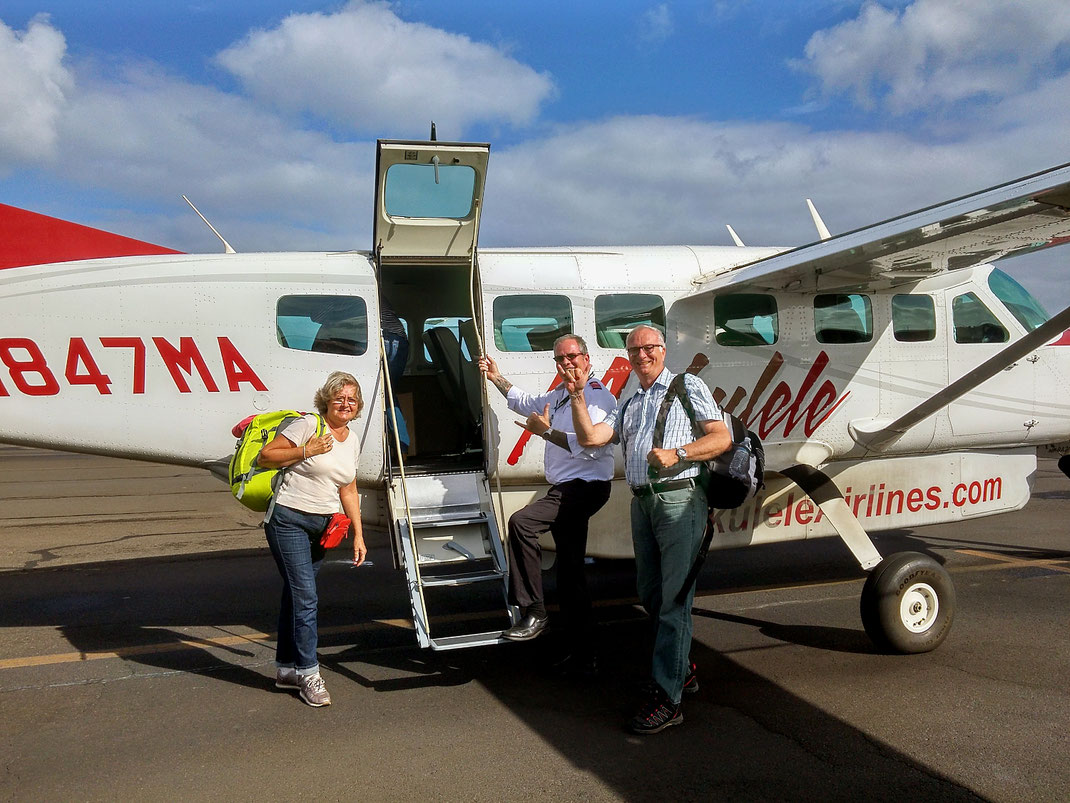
[815,294,872,344]
[891,295,936,342]
[594,294,665,348]
[276,295,368,355]
[384,164,476,219]
[952,293,1008,343]
[493,294,573,352]
[988,268,1049,332]
[714,294,778,346]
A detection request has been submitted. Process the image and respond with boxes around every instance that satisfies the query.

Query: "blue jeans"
[265,504,329,675]
[631,485,708,704]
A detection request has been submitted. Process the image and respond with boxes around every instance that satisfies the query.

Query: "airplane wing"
[693,161,1070,295]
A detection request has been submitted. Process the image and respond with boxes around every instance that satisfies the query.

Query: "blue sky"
[2,0,1069,306]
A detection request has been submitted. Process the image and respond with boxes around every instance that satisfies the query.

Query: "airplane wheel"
[860,551,955,654]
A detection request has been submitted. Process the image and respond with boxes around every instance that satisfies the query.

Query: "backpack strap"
[649,374,701,481]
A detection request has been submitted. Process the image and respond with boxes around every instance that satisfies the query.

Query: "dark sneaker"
[629,686,682,734]
[299,673,332,707]
[275,667,300,689]
[682,661,699,695]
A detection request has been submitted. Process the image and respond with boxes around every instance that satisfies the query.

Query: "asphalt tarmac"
[1,445,1068,801]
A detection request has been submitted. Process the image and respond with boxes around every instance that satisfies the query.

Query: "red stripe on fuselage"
[1049,329,1070,346]
[0,204,182,269]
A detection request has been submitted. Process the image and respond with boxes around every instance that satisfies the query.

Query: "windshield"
[987,268,1049,332]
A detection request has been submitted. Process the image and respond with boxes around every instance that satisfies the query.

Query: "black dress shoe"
[502,613,549,641]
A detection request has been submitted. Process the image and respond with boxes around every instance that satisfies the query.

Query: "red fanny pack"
[320,512,351,548]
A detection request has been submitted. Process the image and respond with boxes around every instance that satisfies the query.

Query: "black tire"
[860,551,955,654]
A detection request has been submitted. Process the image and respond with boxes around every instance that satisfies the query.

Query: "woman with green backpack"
[257,371,367,707]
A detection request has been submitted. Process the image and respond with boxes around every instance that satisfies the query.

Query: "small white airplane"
[2,137,1070,653]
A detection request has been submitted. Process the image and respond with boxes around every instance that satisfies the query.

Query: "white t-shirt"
[274,414,359,515]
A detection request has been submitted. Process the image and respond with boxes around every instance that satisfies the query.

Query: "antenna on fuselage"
[430,121,437,141]
[181,195,236,254]
[726,224,746,247]
[807,198,832,241]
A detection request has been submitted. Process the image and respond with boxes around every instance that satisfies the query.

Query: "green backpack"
[228,410,325,513]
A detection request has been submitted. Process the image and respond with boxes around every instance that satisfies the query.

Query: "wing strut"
[850,302,1070,451]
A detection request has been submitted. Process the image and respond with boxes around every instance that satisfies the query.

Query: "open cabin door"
[374,140,489,263]
[373,139,510,649]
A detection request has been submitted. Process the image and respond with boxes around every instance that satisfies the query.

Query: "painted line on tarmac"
[0,619,417,671]
[955,548,1070,574]
[4,552,1064,671]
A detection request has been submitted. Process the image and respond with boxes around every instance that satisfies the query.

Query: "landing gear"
[860,551,955,653]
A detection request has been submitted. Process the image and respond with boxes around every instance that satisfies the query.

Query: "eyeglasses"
[626,344,664,357]
[553,352,587,364]
[331,397,359,408]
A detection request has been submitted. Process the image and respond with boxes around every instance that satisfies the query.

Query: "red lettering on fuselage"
[0,336,267,397]
[505,350,849,462]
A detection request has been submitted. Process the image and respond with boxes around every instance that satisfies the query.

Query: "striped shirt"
[609,369,721,488]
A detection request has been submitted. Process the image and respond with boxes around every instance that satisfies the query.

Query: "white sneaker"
[300,673,332,707]
[275,667,300,689]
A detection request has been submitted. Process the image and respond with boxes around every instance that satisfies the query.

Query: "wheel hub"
[899,582,939,633]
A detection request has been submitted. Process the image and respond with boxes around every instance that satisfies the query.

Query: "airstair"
[387,471,513,649]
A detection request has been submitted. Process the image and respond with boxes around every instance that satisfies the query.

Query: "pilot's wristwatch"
[676,447,688,462]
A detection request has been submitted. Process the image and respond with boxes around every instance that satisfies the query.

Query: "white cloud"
[0,15,73,168]
[53,63,374,251]
[799,0,1070,114]
[639,4,674,45]
[214,0,555,137]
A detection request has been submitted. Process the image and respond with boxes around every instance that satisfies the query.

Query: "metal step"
[387,469,514,650]
[409,513,488,527]
[420,568,506,588]
[429,631,509,651]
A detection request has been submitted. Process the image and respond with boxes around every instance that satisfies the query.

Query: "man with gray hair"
[568,324,731,733]
[479,334,616,676]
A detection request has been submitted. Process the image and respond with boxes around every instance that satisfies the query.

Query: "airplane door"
[372,140,491,465]
[374,140,490,263]
[947,289,1032,441]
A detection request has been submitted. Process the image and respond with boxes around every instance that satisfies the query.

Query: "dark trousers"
[507,479,612,651]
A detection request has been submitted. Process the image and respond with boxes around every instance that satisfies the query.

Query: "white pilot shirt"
[507,379,617,484]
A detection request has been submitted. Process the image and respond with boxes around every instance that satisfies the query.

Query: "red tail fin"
[0,203,182,269]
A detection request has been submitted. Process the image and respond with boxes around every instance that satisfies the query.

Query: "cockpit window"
[952,292,1007,343]
[714,294,778,346]
[384,164,476,219]
[277,295,368,355]
[987,268,1049,332]
[493,294,573,352]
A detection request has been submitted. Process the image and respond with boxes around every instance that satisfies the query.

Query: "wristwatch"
[675,447,688,462]
[542,428,554,440]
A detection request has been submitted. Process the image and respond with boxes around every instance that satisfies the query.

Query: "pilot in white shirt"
[479,333,616,675]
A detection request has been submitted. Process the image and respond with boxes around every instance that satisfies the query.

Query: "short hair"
[313,371,363,416]
[626,325,665,347]
[553,333,588,354]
